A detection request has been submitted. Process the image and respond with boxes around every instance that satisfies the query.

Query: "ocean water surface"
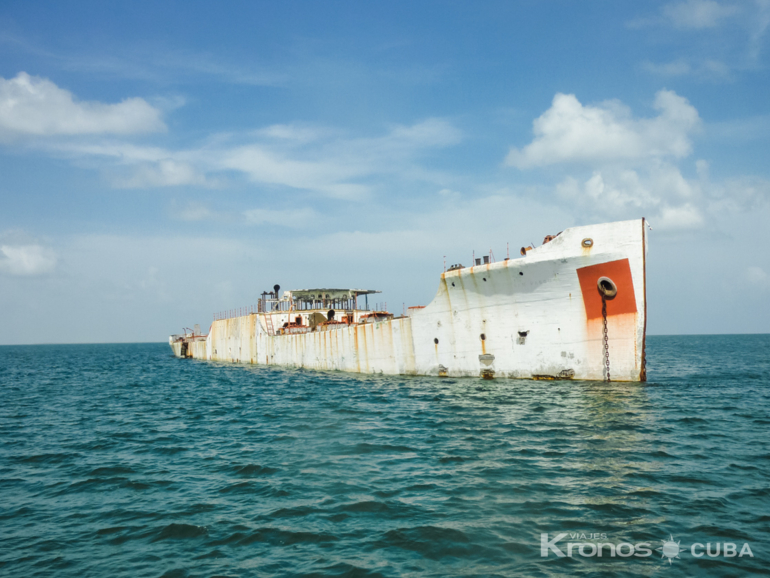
[1,335,769,577]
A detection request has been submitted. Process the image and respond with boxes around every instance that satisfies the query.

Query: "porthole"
[451,282,455,287]
[519,272,523,276]
[480,333,486,341]
[434,338,439,344]
[483,277,487,282]
[581,238,594,248]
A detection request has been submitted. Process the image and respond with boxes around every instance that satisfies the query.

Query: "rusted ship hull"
[170,219,648,381]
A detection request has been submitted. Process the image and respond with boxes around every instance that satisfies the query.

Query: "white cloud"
[557,171,656,213]
[172,202,218,222]
[243,207,317,228]
[656,202,705,229]
[384,118,462,147]
[632,1,769,68]
[745,266,770,289]
[749,0,770,59]
[0,72,165,139]
[642,59,693,76]
[642,58,731,80]
[701,59,732,77]
[747,266,768,280]
[437,188,462,200]
[554,162,705,230]
[0,244,56,276]
[704,174,770,214]
[506,90,700,168]
[44,118,461,197]
[254,124,326,142]
[112,160,210,188]
[662,0,738,29]
[217,145,371,199]
[505,90,770,233]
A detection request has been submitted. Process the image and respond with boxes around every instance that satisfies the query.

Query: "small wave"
[0,505,34,520]
[18,452,78,464]
[237,527,339,546]
[64,477,129,492]
[333,500,415,516]
[668,475,714,485]
[96,525,134,535]
[302,562,388,578]
[150,446,188,455]
[0,477,26,486]
[88,465,136,476]
[152,523,208,541]
[627,487,662,496]
[264,505,320,519]
[346,443,416,454]
[232,463,280,477]
[687,524,752,541]
[158,568,190,578]
[727,487,770,499]
[120,479,152,490]
[648,450,676,459]
[437,455,466,464]
[270,434,297,442]
[218,481,257,494]
[377,525,472,560]
[728,462,759,471]
[405,483,437,492]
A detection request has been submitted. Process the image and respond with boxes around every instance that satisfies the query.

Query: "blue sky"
[1,0,769,343]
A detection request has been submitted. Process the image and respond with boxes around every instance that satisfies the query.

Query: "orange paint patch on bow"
[577,258,637,320]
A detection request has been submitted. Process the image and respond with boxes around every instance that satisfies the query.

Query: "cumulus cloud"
[656,203,706,229]
[0,72,165,139]
[503,90,770,232]
[0,244,56,276]
[662,0,738,29]
[554,165,705,230]
[506,90,700,168]
[557,171,657,213]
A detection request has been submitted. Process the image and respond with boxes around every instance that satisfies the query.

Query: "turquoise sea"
[1,335,769,577]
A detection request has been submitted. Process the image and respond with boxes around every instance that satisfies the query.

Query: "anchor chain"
[602,296,610,382]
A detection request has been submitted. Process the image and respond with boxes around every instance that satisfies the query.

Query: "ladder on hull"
[265,314,275,336]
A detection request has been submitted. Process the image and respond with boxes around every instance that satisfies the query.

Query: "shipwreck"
[170,218,648,381]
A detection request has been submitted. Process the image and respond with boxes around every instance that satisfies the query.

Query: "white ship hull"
[170,219,648,381]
